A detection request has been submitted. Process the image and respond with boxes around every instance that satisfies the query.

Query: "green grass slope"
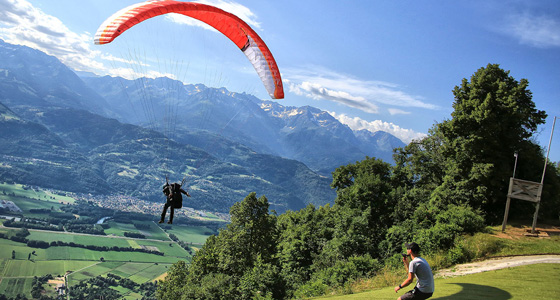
[315,263,560,300]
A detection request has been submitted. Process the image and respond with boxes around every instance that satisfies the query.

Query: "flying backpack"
[170,183,183,209]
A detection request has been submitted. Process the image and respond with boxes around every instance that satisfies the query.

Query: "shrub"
[435,204,485,234]
[312,255,379,288]
[415,204,486,255]
[293,279,329,299]
[415,223,461,254]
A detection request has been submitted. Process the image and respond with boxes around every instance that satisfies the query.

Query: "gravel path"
[436,255,560,278]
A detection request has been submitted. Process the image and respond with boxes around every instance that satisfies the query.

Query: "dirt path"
[436,254,560,278]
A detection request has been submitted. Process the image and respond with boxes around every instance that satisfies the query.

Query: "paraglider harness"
[163,176,189,209]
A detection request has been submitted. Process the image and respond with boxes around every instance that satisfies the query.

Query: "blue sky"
[0,0,559,164]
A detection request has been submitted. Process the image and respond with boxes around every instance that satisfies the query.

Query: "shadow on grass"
[432,283,511,300]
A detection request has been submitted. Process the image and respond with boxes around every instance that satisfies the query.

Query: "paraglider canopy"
[95,0,284,99]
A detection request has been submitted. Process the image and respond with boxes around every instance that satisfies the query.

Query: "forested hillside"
[157,64,560,300]
[0,39,407,213]
[0,104,336,213]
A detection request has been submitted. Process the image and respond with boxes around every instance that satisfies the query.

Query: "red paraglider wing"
[95,0,284,99]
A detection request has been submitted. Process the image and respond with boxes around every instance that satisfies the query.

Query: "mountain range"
[0,39,404,213]
[81,75,405,174]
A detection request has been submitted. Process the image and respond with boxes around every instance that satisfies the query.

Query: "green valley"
[0,183,216,299]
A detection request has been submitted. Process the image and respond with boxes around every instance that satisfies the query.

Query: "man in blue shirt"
[395,242,434,300]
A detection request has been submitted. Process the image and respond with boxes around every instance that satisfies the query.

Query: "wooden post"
[530,184,544,234]
[502,178,542,234]
[501,196,512,232]
[501,178,514,232]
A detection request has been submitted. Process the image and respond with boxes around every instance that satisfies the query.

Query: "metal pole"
[513,152,518,178]
[532,116,557,234]
[541,116,557,185]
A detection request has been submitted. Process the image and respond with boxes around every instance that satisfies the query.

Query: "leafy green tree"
[394,64,549,223]
[222,192,278,274]
[158,193,279,299]
[434,64,547,220]
[276,204,335,295]
[156,260,189,300]
[329,157,396,258]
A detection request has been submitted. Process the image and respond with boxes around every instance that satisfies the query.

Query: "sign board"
[501,178,543,233]
[509,178,542,203]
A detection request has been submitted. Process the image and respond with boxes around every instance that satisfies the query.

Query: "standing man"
[394,242,434,300]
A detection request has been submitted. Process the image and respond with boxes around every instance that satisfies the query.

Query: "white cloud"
[0,0,100,72]
[388,108,411,115]
[328,111,426,144]
[0,0,264,80]
[165,0,261,31]
[284,66,438,115]
[290,81,379,114]
[503,13,560,48]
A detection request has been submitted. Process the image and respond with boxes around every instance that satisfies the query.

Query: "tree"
[401,64,547,222]
[226,192,278,271]
[276,204,335,295]
[329,157,397,258]
[158,193,279,300]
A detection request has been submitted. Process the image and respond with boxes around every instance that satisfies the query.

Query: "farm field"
[1,260,95,277]
[0,277,34,299]
[20,228,192,257]
[6,196,66,216]
[0,184,217,298]
[0,233,190,298]
[104,220,170,241]
[68,261,171,284]
[165,224,215,245]
[0,183,74,204]
[0,236,190,262]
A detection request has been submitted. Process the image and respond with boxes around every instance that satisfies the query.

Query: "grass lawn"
[491,229,560,256]
[314,263,560,300]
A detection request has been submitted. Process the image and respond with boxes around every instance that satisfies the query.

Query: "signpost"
[501,178,543,233]
[501,116,557,234]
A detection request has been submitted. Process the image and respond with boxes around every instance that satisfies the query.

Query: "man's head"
[406,242,420,255]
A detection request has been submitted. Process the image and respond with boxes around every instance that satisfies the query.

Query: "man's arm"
[403,256,409,273]
[180,188,191,197]
[395,257,413,293]
[394,272,414,293]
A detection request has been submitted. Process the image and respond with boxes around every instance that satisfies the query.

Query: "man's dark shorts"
[401,287,433,300]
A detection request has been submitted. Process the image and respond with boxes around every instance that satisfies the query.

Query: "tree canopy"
[157,64,560,299]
